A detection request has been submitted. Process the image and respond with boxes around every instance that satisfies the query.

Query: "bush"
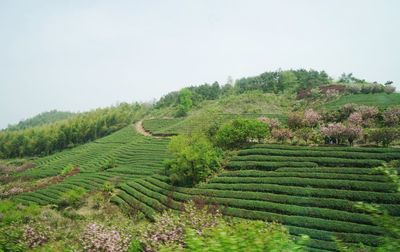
[271,128,293,143]
[257,117,281,131]
[215,118,268,149]
[141,201,221,252]
[173,221,306,252]
[60,164,75,176]
[164,134,221,186]
[287,113,304,129]
[58,187,86,208]
[80,223,132,252]
[295,128,314,144]
[384,85,396,94]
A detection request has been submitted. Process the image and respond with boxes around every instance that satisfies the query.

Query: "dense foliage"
[215,118,269,149]
[0,103,146,158]
[164,134,222,186]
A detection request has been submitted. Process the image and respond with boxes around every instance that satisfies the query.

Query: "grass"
[321,93,400,110]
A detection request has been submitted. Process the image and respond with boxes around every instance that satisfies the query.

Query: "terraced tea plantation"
[113,144,400,252]
[12,126,170,206]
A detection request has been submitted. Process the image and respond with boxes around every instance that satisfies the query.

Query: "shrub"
[173,221,306,252]
[103,181,115,193]
[257,117,281,131]
[346,84,362,94]
[164,134,221,186]
[295,128,314,144]
[80,223,131,252]
[23,224,49,249]
[141,201,221,252]
[287,113,304,129]
[60,164,75,176]
[58,187,86,208]
[215,118,268,149]
[271,128,293,143]
[384,85,396,94]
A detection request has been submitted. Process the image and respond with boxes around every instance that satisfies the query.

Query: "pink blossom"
[348,112,363,125]
[304,109,321,127]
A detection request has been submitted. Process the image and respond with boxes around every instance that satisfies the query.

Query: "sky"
[1,0,399,129]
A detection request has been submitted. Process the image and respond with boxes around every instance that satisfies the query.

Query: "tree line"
[0,103,147,158]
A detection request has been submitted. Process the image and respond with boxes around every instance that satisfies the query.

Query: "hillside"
[321,93,400,111]
[112,144,400,251]
[1,69,400,252]
[4,110,76,131]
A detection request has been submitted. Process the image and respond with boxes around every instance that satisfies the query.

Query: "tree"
[215,118,268,149]
[320,123,346,144]
[176,88,193,117]
[383,106,400,126]
[164,134,221,186]
[368,128,400,147]
[304,109,321,127]
[348,112,363,125]
[343,124,363,146]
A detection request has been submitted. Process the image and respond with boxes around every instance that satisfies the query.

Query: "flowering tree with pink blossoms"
[348,112,363,125]
[383,107,400,126]
[304,109,322,127]
[257,117,281,131]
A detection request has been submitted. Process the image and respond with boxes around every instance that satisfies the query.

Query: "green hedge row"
[227,161,318,170]
[219,170,388,182]
[142,178,376,225]
[251,144,400,154]
[231,155,383,168]
[276,167,375,174]
[145,177,400,215]
[221,207,382,235]
[128,181,182,210]
[199,182,400,204]
[116,190,156,220]
[238,148,400,161]
[119,183,167,212]
[208,176,396,192]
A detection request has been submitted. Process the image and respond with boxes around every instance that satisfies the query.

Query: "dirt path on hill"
[134,120,152,137]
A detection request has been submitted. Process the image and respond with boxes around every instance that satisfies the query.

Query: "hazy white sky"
[1,0,399,129]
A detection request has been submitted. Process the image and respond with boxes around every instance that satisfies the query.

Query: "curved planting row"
[114,175,388,251]
[113,144,400,251]
[16,126,169,179]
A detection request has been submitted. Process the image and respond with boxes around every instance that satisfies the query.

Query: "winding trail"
[134,120,152,137]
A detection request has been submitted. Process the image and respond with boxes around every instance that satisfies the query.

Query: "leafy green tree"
[176,88,193,117]
[164,134,221,186]
[215,118,268,149]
